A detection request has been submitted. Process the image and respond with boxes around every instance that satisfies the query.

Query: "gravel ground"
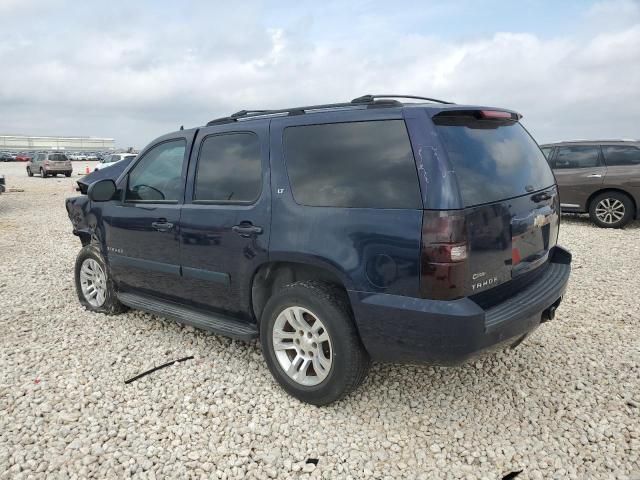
[0,161,638,480]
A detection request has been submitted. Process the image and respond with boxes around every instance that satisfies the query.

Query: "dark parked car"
[541,140,640,228]
[66,95,571,405]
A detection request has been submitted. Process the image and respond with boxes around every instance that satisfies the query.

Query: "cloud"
[0,0,638,147]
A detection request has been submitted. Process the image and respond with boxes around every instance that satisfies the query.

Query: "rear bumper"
[349,246,572,365]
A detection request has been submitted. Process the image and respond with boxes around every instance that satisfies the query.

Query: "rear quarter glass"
[602,145,640,166]
[283,120,422,209]
[433,117,555,207]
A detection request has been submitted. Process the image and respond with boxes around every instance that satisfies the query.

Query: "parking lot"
[0,160,638,479]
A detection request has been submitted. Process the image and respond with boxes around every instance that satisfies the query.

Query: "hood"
[76,157,135,194]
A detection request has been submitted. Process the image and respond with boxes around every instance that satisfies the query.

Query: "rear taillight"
[44,160,49,166]
[420,210,468,300]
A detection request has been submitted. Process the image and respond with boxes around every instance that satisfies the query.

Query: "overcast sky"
[1,0,638,148]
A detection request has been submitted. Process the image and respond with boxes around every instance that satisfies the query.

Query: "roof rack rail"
[351,94,454,105]
[207,101,381,126]
[230,109,271,118]
[205,94,451,126]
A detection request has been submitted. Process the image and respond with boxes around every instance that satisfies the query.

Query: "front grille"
[470,261,550,310]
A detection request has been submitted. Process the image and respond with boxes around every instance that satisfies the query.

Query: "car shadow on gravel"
[560,213,640,230]
[345,341,576,412]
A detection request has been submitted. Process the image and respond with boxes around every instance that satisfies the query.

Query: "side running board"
[117,292,258,341]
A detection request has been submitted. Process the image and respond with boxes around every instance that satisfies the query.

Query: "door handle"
[587,173,602,178]
[531,192,551,202]
[232,223,263,237]
[151,220,174,232]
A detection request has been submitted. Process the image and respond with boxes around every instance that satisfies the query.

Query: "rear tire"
[27,167,33,177]
[589,192,634,228]
[40,168,47,178]
[65,172,71,177]
[260,281,370,406]
[74,245,126,315]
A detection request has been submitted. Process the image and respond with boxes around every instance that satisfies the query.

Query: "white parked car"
[94,153,137,171]
[69,152,88,161]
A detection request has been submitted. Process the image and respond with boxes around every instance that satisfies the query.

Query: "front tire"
[74,246,126,314]
[589,192,634,228]
[260,281,370,405]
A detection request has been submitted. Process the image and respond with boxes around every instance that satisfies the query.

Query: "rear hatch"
[49,153,71,168]
[423,110,558,304]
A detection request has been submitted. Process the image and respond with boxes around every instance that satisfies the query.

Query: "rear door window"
[283,120,422,209]
[602,145,640,166]
[553,146,601,169]
[194,133,262,203]
[434,116,555,207]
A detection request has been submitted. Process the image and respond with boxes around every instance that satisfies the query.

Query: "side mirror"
[88,179,117,202]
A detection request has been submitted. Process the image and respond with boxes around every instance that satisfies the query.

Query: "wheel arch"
[250,258,353,323]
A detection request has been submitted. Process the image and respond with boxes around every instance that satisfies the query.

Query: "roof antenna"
[180,125,184,130]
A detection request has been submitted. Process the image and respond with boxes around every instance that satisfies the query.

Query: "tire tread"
[287,280,370,402]
[260,280,370,405]
[589,191,634,228]
[74,245,126,315]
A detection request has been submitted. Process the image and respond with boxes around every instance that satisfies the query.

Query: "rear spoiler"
[433,109,522,122]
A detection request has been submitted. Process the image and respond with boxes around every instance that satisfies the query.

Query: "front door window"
[125,140,186,202]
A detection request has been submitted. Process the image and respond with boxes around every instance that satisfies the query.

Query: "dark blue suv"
[66,95,571,405]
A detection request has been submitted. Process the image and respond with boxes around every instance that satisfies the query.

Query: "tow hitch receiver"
[541,298,562,323]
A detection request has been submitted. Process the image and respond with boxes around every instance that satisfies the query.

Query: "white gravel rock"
[0,161,639,479]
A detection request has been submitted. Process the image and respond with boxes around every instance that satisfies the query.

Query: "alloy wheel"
[272,306,332,386]
[595,198,625,225]
[79,258,107,307]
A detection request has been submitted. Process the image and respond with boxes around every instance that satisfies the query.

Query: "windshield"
[434,117,555,207]
[49,153,69,161]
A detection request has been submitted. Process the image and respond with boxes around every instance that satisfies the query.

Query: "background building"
[0,135,115,151]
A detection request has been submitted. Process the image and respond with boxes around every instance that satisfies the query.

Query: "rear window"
[434,117,555,207]
[602,145,640,166]
[49,154,69,161]
[284,120,422,209]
